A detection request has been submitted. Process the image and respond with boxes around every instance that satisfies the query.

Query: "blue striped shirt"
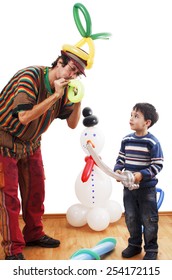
[114,132,164,187]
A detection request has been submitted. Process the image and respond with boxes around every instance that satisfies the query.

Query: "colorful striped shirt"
[113,132,164,187]
[0,66,73,158]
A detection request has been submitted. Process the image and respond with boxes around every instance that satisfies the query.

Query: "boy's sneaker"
[143,252,158,260]
[5,253,25,260]
[122,245,142,258]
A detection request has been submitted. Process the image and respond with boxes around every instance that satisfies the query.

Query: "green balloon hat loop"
[73,2,112,40]
[63,3,112,103]
[62,3,112,70]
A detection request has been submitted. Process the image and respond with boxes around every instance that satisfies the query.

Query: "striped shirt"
[114,132,164,187]
[0,66,73,158]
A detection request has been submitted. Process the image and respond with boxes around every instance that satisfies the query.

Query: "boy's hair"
[133,102,159,128]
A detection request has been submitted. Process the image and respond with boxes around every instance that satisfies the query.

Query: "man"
[0,48,87,260]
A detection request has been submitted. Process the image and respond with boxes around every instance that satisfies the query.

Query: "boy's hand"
[115,170,122,182]
[133,172,143,184]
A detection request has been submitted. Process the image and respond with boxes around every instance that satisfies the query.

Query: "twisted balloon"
[62,3,112,69]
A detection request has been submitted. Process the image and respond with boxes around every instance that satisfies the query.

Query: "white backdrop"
[1,0,172,213]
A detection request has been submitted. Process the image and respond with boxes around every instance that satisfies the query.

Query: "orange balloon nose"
[87,140,95,148]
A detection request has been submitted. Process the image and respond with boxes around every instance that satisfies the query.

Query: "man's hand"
[54,78,69,99]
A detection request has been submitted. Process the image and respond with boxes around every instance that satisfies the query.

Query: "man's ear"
[57,58,64,67]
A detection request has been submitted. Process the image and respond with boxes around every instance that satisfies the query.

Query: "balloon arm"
[86,143,137,189]
[86,143,126,181]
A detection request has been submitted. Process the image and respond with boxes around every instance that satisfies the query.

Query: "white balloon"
[86,207,110,231]
[66,204,88,227]
[75,167,112,208]
[80,127,105,155]
[104,200,123,223]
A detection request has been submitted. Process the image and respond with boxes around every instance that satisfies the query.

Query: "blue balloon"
[70,237,116,260]
[156,187,165,209]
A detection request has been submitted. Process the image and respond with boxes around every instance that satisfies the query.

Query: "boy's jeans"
[124,186,158,252]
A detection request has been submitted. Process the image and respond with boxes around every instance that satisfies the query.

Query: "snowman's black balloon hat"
[82,107,99,127]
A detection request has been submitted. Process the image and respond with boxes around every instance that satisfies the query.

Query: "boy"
[114,103,164,260]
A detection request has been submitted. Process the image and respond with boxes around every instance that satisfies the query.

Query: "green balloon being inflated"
[68,79,84,103]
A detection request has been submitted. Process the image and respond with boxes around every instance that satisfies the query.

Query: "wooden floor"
[0,214,172,260]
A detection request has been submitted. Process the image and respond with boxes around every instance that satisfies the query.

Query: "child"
[114,103,164,260]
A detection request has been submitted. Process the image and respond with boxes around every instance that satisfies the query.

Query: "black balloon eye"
[93,134,96,137]
[84,133,87,136]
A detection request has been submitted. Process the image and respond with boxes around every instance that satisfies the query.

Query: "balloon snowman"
[66,107,123,231]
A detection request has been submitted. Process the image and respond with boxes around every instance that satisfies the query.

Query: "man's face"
[57,59,81,80]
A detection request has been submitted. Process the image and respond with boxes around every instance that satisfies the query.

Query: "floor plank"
[0,215,172,260]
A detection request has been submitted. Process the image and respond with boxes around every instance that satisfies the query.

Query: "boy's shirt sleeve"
[113,141,125,171]
[140,142,164,180]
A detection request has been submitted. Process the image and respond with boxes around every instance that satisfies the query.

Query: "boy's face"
[129,109,151,132]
